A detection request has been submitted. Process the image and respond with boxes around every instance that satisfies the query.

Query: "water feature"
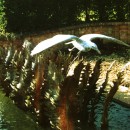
[95,99,130,130]
[0,42,130,130]
[1,90,130,130]
[108,102,130,129]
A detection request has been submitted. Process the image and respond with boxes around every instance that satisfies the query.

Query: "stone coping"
[106,85,130,108]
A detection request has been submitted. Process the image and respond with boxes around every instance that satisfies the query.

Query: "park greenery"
[0,1,130,129]
[0,40,130,129]
[0,0,130,38]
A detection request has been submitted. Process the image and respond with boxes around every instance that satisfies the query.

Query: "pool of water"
[1,91,130,130]
[109,102,130,129]
[95,100,130,130]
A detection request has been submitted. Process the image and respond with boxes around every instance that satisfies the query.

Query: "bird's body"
[31,34,101,56]
[31,34,130,56]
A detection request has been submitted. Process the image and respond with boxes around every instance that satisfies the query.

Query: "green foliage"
[0,0,6,36]
[0,41,130,129]
[0,0,129,34]
[0,0,17,40]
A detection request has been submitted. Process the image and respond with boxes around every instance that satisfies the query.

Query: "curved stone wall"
[0,22,130,47]
[26,22,130,45]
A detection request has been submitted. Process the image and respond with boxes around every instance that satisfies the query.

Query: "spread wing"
[80,34,130,47]
[31,34,79,56]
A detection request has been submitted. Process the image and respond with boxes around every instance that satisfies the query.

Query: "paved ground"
[113,86,130,107]
[84,52,130,107]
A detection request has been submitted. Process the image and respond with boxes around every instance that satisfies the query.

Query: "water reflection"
[95,100,130,130]
[1,90,130,130]
[108,102,130,130]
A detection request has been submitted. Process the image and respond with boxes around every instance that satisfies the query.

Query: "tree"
[0,0,7,35]
[0,0,130,34]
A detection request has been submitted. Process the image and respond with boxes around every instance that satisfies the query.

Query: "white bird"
[31,34,100,56]
[31,34,130,56]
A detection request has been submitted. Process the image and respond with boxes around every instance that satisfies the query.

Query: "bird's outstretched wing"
[31,34,79,56]
[80,34,130,47]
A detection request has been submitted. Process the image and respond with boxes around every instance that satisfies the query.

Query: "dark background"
[0,0,130,33]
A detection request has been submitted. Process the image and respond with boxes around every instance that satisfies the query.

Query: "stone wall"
[26,22,130,45]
